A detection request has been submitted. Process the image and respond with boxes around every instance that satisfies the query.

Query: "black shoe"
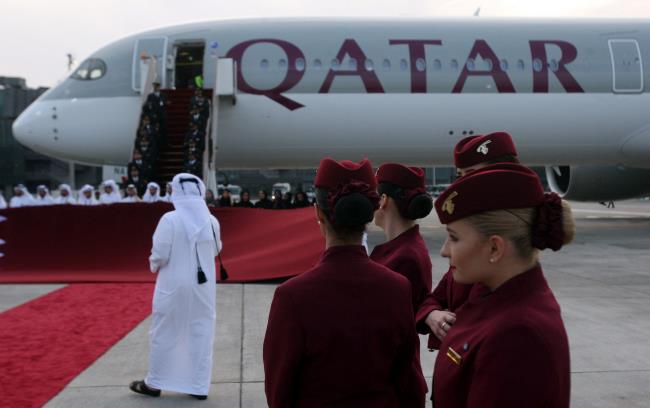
[129,380,161,397]
[190,394,208,400]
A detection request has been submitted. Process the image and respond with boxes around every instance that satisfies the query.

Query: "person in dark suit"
[263,158,426,408]
[183,153,202,177]
[234,190,254,208]
[126,166,147,197]
[129,149,153,181]
[420,163,574,408]
[254,190,273,209]
[292,191,311,208]
[184,123,205,153]
[189,88,210,119]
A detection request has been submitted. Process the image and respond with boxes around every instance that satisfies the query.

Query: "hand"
[425,310,457,341]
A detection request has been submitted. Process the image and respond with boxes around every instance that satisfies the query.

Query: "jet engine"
[545,165,650,202]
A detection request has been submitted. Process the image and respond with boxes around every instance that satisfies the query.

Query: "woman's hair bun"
[405,194,433,220]
[333,192,375,228]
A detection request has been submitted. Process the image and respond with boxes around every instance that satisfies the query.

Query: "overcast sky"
[1,0,649,88]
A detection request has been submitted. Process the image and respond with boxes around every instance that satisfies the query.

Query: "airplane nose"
[11,104,40,149]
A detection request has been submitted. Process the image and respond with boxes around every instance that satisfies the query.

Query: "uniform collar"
[320,244,368,263]
[488,264,546,300]
[376,224,420,250]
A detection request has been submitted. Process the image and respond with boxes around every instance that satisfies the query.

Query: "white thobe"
[10,195,35,207]
[34,196,55,206]
[146,211,222,395]
[54,196,76,205]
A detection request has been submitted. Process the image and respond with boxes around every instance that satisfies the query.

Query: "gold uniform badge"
[446,346,462,365]
[442,191,458,215]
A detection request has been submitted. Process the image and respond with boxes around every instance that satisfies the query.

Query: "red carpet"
[0,283,153,408]
[0,204,324,283]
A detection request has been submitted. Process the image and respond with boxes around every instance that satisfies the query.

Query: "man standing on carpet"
[130,173,222,400]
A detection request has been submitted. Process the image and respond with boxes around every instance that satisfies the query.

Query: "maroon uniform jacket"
[370,225,432,393]
[263,245,426,408]
[433,265,570,408]
[370,225,433,312]
[416,268,488,350]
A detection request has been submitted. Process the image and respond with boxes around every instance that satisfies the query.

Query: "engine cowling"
[545,165,650,202]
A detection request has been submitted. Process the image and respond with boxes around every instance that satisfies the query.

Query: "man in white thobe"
[77,185,98,206]
[54,184,76,205]
[34,185,55,206]
[9,184,35,207]
[143,182,162,203]
[130,173,222,400]
[99,180,122,204]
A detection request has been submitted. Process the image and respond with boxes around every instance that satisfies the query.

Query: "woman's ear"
[379,194,388,210]
[487,235,507,264]
[315,205,326,224]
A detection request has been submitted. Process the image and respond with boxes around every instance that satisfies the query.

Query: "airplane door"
[132,37,168,91]
[608,39,644,93]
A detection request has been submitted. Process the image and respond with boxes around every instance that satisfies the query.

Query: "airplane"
[11,17,650,201]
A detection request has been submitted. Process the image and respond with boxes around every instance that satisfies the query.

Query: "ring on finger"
[440,322,447,330]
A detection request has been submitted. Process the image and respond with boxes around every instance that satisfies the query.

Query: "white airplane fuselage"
[11,18,650,199]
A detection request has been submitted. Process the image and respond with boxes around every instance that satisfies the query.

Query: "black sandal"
[129,380,161,397]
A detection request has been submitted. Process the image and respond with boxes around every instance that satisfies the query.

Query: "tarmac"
[2,199,650,407]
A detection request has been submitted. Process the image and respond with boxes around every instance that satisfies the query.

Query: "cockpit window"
[71,58,107,80]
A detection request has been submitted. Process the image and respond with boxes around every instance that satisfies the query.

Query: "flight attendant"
[417,132,520,350]
[425,163,573,407]
[264,158,426,408]
[372,163,434,311]
[370,163,434,396]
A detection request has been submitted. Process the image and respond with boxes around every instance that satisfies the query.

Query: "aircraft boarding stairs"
[151,89,213,186]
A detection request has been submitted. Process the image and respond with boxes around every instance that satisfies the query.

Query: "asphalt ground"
[2,199,649,407]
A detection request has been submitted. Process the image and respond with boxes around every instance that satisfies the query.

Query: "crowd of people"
[205,188,312,209]
[126,131,576,407]
[1,182,318,210]
[0,181,173,208]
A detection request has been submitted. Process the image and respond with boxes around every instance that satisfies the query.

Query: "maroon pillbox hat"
[376,163,425,190]
[315,158,377,190]
[454,132,518,169]
[435,163,544,224]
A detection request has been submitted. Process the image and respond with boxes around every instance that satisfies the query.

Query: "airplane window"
[400,59,408,71]
[331,58,341,70]
[433,59,442,70]
[450,59,459,71]
[484,59,493,71]
[500,59,508,71]
[549,59,559,72]
[517,59,525,71]
[279,59,287,69]
[466,58,476,71]
[364,59,374,71]
[416,58,426,72]
[313,59,322,70]
[348,58,357,70]
[295,58,305,71]
[71,58,107,81]
[260,59,269,70]
[382,59,391,71]
[533,58,543,72]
